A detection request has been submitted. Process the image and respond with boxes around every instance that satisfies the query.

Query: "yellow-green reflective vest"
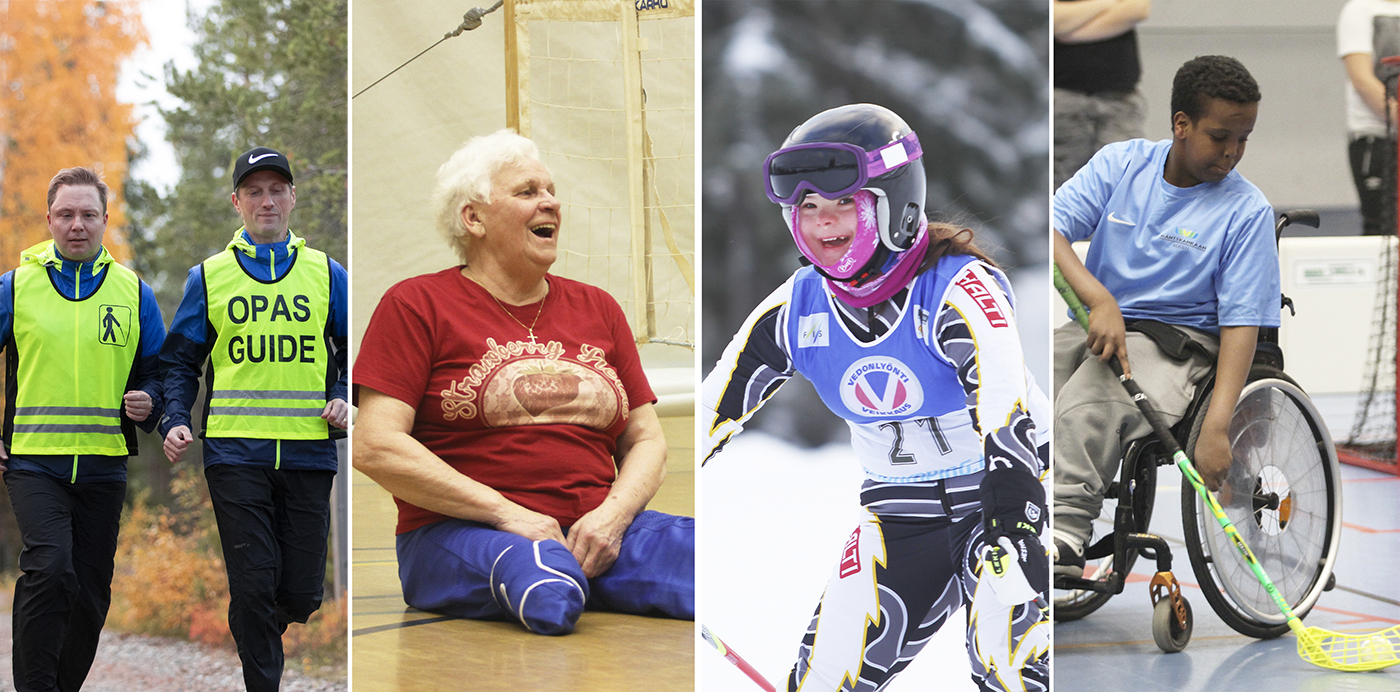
[11,249,141,456]
[203,245,331,439]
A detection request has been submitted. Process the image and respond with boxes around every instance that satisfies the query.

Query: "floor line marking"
[1333,584,1400,608]
[1310,605,1400,626]
[1342,522,1400,534]
[1055,632,1253,650]
[1341,476,1400,484]
[353,615,455,637]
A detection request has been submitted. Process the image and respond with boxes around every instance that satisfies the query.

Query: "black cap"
[232,147,294,188]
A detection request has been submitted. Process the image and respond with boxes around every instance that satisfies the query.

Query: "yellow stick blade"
[1297,624,1400,671]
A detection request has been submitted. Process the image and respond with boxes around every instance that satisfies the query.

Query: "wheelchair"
[1052,210,1345,654]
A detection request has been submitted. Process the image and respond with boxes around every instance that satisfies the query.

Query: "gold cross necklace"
[466,267,547,345]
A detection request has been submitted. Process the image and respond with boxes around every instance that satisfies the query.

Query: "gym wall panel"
[1134,0,1355,212]
[351,5,509,354]
[1277,235,1389,396]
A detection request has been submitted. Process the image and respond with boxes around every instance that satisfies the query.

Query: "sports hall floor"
[350,415,695,691]
[1053,459,1400,691]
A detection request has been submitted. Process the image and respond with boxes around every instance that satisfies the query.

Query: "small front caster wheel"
[1152,595,1193,653]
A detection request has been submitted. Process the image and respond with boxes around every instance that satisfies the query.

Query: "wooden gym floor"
[350,415,695,691]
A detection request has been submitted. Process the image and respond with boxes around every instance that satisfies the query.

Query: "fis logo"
[839,527,861,578]
[97,305,132,347]
[797,313,829,348]
[839,356,924,417]
[955,272,1009,328]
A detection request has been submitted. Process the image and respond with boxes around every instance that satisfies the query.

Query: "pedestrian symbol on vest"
[97,305,132,346]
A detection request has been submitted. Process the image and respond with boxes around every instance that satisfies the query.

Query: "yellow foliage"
[285,590,348,675]
[109,477,346,674]
[109,497,231,643]
[0,0,147,270]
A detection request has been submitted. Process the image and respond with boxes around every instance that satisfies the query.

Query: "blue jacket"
[158,229,347,471]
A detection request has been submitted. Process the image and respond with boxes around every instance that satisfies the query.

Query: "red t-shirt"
[355,268,656,534]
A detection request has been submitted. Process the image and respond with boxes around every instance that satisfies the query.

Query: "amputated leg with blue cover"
[396,519,588,635]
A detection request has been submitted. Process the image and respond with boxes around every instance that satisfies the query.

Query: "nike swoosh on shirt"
[248,152,278,163]
[1107,212,1136,226]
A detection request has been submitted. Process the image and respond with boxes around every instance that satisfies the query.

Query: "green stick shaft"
[1175,446,1302,628]
[1052,265,1091,331]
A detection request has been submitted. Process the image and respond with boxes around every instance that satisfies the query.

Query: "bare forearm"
[354,427,518,526]
[600,427,668,521]
[564,404,668,576]
[1058,0,1149,43]
[1344,53,1392,122]
[1056,231,1132,373]
[1055,232,1112,310]
[1054,0,1117,36]
[1202,326,1258,431]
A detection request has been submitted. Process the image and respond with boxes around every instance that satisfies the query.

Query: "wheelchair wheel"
[1054,437,1159,622]
[1152,594,1193,654]
[1181,366,1342,639]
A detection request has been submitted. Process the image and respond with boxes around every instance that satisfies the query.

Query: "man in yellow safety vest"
[159,147,347,691]
[2,167,166,691]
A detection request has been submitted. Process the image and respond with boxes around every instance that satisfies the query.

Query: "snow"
[699,432,977,691]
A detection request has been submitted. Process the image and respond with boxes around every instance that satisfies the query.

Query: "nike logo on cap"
[248,152,278,164]
[1107,212,1135,226]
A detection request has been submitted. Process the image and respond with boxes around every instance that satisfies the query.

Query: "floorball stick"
[701,624,778,691]
[1053,265,1400,671]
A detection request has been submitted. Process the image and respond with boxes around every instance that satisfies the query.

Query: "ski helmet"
[764,103,926,286]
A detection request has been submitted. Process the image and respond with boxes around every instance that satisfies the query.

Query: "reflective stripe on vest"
[11,258,140,455]
[203,245,331,439]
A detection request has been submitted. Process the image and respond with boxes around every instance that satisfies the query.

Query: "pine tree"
[132,0,347,316]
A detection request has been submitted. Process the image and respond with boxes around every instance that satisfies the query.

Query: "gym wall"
[1136,0,1354,211]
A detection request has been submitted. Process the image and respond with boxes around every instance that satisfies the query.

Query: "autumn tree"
[0,0,146,269]
[129,0,347,317]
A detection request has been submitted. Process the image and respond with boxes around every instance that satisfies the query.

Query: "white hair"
[432,129,542,261]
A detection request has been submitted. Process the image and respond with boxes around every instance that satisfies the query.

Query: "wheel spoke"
[1186,377,1341,633]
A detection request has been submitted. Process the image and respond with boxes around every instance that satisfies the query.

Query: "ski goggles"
[764,131,922,205]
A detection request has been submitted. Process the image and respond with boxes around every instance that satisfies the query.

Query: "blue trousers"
[396,510,694,635]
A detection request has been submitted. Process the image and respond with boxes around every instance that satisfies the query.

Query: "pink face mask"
[828,219,929,308]
[788,189,882,281]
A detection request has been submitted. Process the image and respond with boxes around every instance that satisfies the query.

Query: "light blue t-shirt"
[1054,138,1280,333]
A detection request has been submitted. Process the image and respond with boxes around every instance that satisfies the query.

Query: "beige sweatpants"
[1050,321,1218,553]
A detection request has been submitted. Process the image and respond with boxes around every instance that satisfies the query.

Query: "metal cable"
[352,1,504,99]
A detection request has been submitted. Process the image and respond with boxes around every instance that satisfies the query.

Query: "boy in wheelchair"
[1050,55,1281,578]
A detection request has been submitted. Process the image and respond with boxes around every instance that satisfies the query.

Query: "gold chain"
[466,268,546,344]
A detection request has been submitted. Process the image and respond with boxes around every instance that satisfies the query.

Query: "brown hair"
[47,167,109,213]
[918,222,998,273]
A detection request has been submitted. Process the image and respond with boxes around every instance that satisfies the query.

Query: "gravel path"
[0,617,346,691]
